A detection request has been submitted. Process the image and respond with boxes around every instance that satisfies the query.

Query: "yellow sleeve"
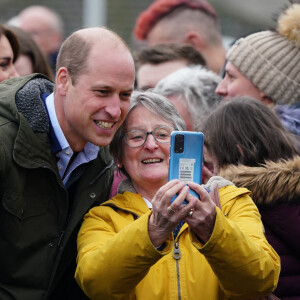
[191,188,280,299]
[75,207,171,299]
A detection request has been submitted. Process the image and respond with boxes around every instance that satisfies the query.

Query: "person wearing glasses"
[75,91,280,300]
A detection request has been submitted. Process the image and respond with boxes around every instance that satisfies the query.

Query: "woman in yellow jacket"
[75,91,280,300]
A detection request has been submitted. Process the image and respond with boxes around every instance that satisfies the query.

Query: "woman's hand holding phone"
[185,181,217,243]
[148,180,197,247]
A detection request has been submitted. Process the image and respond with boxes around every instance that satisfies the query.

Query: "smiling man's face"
[55,40,135,151]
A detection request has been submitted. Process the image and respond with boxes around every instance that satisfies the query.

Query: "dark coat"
[221,157,300,300]
[0,74,114,299]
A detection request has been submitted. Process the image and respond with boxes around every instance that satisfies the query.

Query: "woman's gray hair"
[110,90,186,177]
[154,65,223,131]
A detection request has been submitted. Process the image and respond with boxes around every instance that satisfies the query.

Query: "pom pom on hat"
[227,3,300,105]
[278,3,300,48]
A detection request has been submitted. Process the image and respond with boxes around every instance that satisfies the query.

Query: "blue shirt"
[45,93,99,185]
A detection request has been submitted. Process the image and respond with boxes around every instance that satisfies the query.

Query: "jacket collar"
[118,178,136,194]
[103,188,150,217]
[0,74,57,170]
[220,156,300,205]
[14,76,56,169]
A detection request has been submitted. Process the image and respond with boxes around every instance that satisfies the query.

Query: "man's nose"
[105,95,122,119]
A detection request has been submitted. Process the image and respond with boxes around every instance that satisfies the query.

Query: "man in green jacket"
[0,27,135,299]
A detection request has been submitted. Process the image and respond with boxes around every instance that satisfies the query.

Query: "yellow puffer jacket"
[75,184,280,300]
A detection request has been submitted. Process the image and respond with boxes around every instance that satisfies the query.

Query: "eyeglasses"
[123,125,175,148]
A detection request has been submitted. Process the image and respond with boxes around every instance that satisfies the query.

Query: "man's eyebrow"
[91,85,134,92]
[92,85,111,89]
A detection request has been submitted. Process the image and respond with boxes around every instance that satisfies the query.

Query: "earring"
[116,164,122,168]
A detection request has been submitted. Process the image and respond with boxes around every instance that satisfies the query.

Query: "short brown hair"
[0,25,20,63]
[202,97,299,168]
[56,27,130,85]
[56,31,92,84]
[135,43,206,69]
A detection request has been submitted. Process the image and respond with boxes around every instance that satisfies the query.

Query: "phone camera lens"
[175,134,184,153]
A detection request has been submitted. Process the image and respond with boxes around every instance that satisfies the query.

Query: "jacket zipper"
[172,242,182,300]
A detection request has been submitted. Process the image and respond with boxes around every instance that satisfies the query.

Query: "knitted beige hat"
[227,3,300,105]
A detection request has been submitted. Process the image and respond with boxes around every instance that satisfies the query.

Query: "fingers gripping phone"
[168,131,204,203]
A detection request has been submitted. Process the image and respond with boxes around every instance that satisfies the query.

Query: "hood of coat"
[220,156,300,206]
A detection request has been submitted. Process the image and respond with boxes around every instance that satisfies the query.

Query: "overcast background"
[0,0,291,49]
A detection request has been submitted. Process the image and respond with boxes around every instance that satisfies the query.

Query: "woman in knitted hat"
[216,2,300,138]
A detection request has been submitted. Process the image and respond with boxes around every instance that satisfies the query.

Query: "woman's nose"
[215,80,227,96]
[144,134,158,150]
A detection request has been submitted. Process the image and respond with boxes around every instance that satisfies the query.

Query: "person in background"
[16,5,64,74]
[202,96,300,300]
[75,90,280,300]
[0,24,19,82]
[0,27,135,300]
[216,2,300,137]
[135,42,206,90]
[7,26,54,80]
[134,0,226,74]
[154,65,223,185]
[154,65,222,131]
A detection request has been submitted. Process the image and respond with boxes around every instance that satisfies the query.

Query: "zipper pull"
[172,242,181,260]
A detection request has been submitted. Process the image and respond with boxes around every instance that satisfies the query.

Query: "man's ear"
[185,31,204,50]
[56,67,71,96]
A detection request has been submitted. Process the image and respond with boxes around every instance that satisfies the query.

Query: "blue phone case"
[168,131,204,203]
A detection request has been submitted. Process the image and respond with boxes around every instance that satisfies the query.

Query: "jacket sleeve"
[75,209,171,300]
[191,189,281,299]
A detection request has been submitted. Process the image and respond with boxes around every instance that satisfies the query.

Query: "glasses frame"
[123,125,176,148]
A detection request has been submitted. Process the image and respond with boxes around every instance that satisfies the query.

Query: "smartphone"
[168,131,204,203]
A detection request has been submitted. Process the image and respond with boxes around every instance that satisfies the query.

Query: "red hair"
[134,0,217,40]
